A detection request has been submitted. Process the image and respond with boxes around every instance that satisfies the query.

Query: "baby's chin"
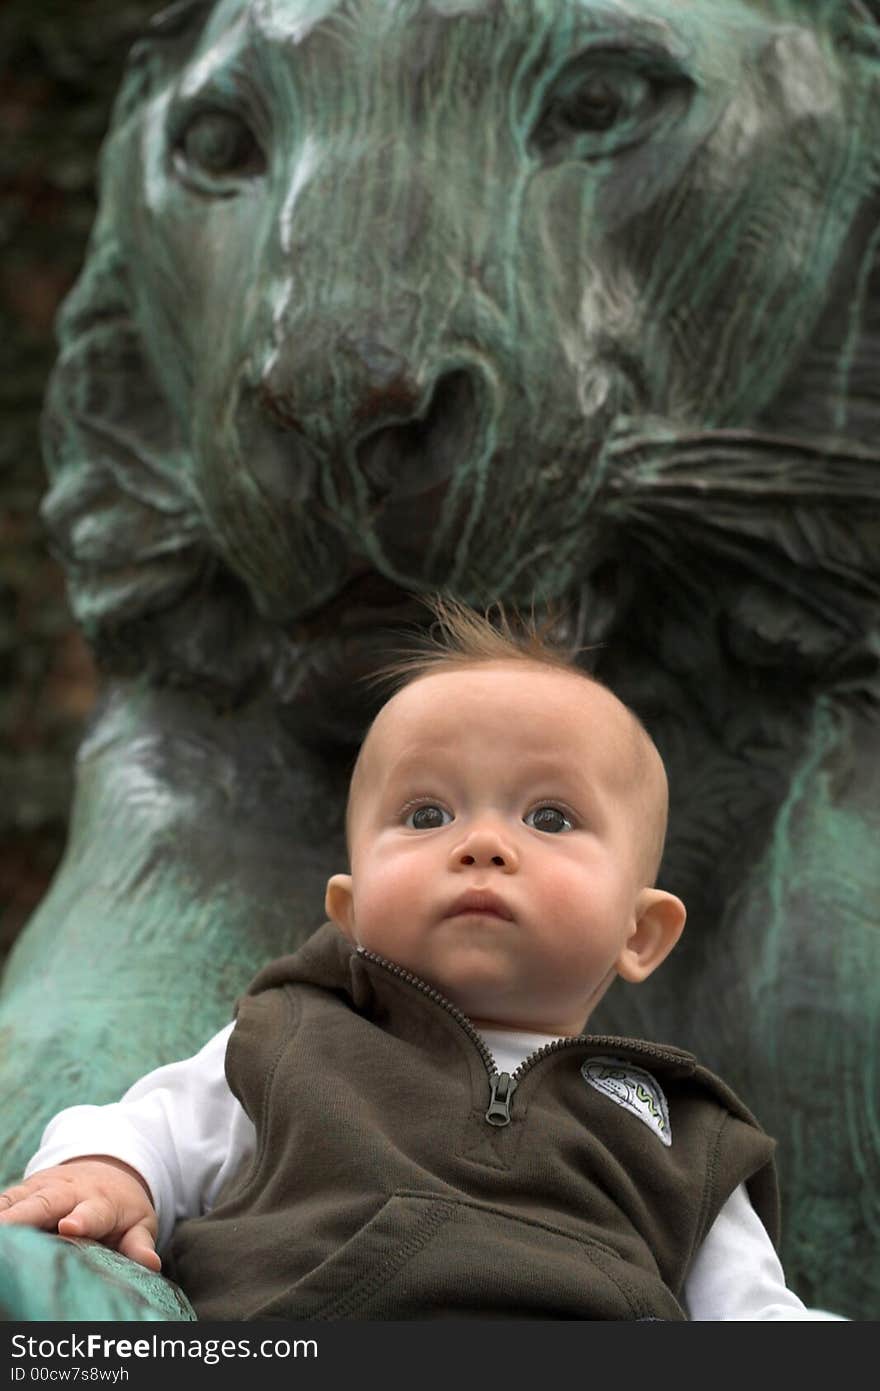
[431,962,585,1037]
[424,955,530,1026]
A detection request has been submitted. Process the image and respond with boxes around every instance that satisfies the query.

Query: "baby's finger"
[117,1224,162,1272]
[56,1197,119,1242]
[0,1182,32,1215]
[0,1184,75,1229]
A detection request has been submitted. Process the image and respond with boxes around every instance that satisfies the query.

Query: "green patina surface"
[1,0,879,1319]
[0,0,160,962]
[0,1226,194,1321]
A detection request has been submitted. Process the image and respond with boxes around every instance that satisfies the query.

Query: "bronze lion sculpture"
[1,0,879,1318]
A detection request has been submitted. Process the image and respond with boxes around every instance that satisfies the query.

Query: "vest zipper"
[356,949,691,1128]
[510,1034,693,1082]
[485,1070,517,1126]
[356,949,517,1126]
[490,1035,695,1125]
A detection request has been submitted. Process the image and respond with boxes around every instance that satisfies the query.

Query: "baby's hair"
[365,593,591,694]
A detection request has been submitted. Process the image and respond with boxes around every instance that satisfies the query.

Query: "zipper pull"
[485,1071,517,1127]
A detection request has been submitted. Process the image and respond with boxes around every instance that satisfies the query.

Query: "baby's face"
[326,662,684,1036]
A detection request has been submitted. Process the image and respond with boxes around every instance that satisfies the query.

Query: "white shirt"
[26,1023,846,1321]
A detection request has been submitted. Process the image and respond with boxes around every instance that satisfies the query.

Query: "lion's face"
[42,0,880,718]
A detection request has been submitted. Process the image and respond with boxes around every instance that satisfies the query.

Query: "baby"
[0,600,843,1319]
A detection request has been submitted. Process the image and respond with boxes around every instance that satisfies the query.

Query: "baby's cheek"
[534,861,597,918]
[533,872,622,953]
[354,863,426,937]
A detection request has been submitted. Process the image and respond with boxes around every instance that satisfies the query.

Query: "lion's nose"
[355,367,485,504]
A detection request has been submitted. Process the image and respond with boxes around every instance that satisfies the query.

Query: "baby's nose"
[450,823,519,871]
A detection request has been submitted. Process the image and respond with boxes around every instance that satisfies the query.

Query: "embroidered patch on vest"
[581,1058,672,1146]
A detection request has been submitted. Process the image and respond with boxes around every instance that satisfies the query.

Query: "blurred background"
[0,1,157,967]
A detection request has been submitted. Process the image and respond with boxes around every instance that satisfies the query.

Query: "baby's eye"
[524,805,573,834]
[405,804,453,830]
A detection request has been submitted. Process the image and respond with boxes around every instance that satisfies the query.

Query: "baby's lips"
[444,889,514,921]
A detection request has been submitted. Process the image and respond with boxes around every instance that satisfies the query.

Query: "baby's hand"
[0,1158,161,1271]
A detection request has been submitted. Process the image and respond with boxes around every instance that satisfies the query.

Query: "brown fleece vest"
[166,924,779,1320]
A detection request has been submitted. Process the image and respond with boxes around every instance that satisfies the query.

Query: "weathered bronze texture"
[1,0,879,1320]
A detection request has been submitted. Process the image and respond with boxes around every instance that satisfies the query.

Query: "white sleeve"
[23,1023,256,1252]
[684,1182,848,1320]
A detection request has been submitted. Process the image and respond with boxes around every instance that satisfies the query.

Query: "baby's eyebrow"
[379,747,451,782]
[497,753,598,793]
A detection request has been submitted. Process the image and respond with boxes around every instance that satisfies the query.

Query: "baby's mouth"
[445,890,514,921]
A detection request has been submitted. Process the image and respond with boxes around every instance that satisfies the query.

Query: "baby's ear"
[616,890,686,984]
[325,874,355,940]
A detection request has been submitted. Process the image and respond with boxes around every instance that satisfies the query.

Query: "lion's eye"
[530,53,691,161]
[552,76,634,133]
[174,110,265,189]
